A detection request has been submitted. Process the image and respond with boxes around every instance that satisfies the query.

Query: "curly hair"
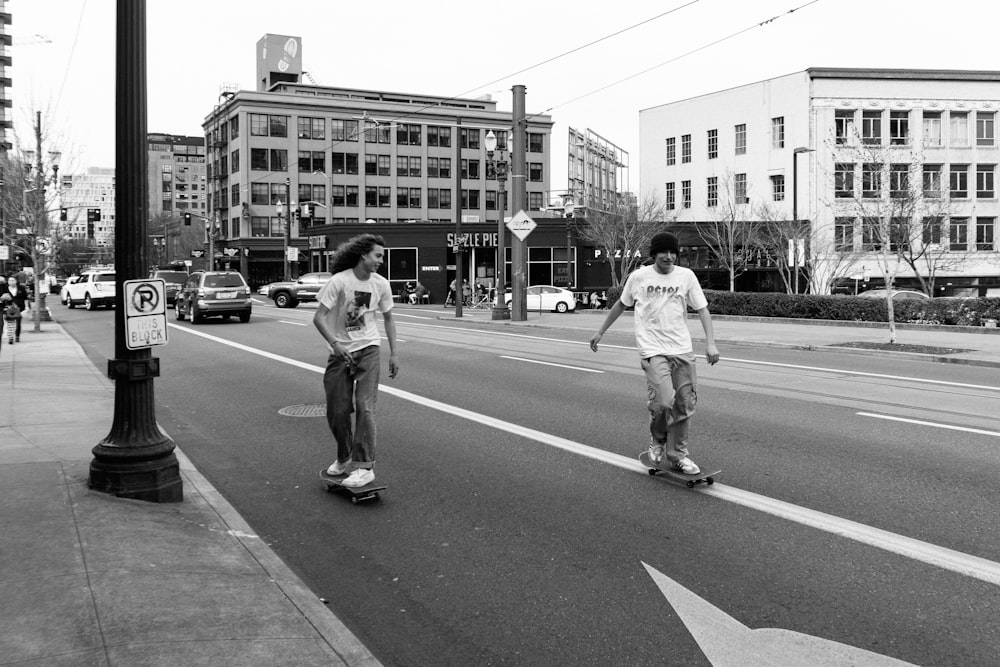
[329,234,387,275]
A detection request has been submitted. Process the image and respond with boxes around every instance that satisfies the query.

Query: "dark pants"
[323,345,381,468]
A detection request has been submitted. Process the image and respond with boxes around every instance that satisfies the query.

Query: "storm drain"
[279,403,327,418]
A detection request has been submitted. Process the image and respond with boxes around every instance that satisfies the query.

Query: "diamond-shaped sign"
[506,209,536,241]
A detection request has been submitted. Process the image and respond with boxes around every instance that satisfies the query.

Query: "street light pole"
[484,130,510,320]
[510,84,528,322]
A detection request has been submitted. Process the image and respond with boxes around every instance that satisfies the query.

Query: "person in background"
[5,276,31,343]
[410,281,427,304]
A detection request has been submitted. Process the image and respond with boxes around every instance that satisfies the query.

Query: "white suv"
[65,270,117,310]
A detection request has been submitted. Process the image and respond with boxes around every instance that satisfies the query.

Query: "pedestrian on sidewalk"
[313,233,399,488]
[589,232,720,475]
[4,276,30,343]
[2,293,20,345]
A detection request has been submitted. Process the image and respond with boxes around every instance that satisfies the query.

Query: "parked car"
[174,270,252,323]
[267,272,333,308]
[857,289,930,301]
[60,276,82,305]
[148,269,189,305]
[64,270,117,310]
[505,285,578,313]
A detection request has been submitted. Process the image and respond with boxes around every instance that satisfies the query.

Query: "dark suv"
[175,271,252,323]
[149,269,189,305]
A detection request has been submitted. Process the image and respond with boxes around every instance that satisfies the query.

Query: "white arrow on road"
[642,562,915,666]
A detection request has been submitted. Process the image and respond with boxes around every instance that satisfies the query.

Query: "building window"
[230,116,240,139]
[528,192,544,210]
[835,163,855,198]
[949,217,968,251]
[427,126,451,147]
[331,119,359,142]
[707,176,718,207]
[397,124,422,146]
[527,162,542,182]
[378,155,391,176]
[270,116,288,138]
[665,182,675,210]
[734,124,746,155]
[665,137,676,166]
[707,129,718,159]
[527,133,543,152]
[976,217,995,250]
[298,150,324,173]
[251,182,269,205]
[862,110,882,145]
[977,112,995,146]
[862,163,882,198]
[365,186,378,207]
[922,217,943,246]
[835,217,854,252]
[461,189,481,209]
[297,117,325,140]
[681,180,691,208]
[346,186,359,207]
[486,190,497,210]
[923,111,941,146]
[889,111,909,145]
[230,149,240,173]
[408,156,421,177]
[922,164,941,198]
[428,157,451,179]
[250,114,269,136]
[977,164,995,198]
[681,134,691,163]
[734,173,747,203]
[949,164,968,198]
[250,148,268,171]
[771,174,785,201]
[365,155,377,176]
[771,117,784,149]
[949,112,969,146]
[332,185,345,207]
[862,217,880,251]
[889,164,909,198]
[378,187,391,207]
[835,110,855,145]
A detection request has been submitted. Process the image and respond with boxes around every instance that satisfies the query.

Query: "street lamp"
[791,146,815,294]
[484,129,510,320]
[275,197,288,281]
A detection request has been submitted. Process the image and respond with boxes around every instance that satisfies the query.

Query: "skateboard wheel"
[351,496,359,504]
[686,481,695,488]
[706,477,714,485]
[647,469,657,476]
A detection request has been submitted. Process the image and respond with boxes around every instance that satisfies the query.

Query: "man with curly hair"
[314,234,399,487]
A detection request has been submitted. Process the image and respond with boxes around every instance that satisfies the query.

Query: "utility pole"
[454,117,463,317]
[90,0,182,503]
[510,85,527,321]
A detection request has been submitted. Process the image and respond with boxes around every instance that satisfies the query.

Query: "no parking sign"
[124,279,168,350]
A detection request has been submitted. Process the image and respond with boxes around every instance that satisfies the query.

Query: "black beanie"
[649,232,680,257]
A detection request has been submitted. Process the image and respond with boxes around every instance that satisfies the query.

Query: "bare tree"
[576,195,669,287]
[696,171,767,291]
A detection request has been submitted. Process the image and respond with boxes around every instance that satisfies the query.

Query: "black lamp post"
[484,129,510,320]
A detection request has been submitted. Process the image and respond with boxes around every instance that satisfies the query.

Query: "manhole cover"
[279,403,327,417]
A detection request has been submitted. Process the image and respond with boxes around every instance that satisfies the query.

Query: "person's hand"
[705,343,720,366]
[589,332,603,353]
[388,354,399,379]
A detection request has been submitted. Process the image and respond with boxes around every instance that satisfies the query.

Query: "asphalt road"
[58,300,1000,666]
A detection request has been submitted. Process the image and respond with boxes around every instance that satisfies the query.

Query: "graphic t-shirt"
[316,269,393,353]
[619,264,708,358]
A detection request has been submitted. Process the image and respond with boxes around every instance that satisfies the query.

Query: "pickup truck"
[267,272,333,308]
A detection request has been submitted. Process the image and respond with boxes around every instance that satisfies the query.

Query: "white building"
[639,68,1000,296]
[58,167,115,248]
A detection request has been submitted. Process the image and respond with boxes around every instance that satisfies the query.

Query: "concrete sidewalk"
[0,326,381,666]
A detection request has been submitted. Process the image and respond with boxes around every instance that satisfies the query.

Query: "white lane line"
[858,412,1000,437]
[279,320,307,326]
[170,324,1000,587]
[500,355,603,373]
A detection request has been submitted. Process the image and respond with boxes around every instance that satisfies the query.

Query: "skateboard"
[639,451,720,488]
[320,469,387,504]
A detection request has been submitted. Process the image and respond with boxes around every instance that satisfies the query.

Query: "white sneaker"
[672,457,700,475]
[326,460,350,476]
[341,468,374,487]
[648,439,665,464]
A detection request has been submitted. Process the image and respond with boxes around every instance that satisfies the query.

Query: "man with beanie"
[589,231,720,474]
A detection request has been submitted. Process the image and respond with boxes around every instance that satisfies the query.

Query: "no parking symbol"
[124,279,168,350]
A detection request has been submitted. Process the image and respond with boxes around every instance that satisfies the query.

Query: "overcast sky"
[12,0,1000,195]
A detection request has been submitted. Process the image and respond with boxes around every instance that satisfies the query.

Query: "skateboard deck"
[320,469,387,503]
[639,451,720,488]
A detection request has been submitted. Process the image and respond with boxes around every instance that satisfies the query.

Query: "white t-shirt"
[316,269,394,353]
[619,264,708,358]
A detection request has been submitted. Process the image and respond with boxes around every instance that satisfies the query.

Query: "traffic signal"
[184,212,192,225]
[60,207,68,221]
